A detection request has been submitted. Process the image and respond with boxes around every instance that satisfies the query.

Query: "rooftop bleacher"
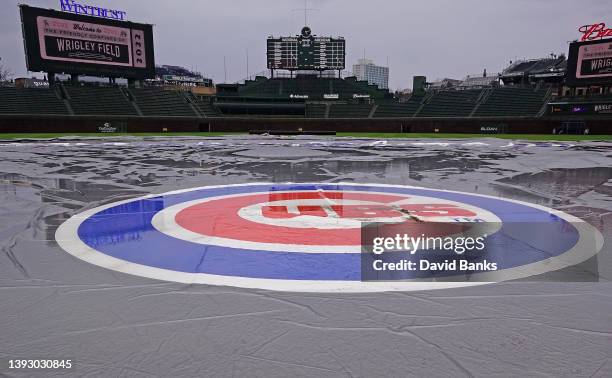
[502,58,560,76]
[500,57,566,84]
[458,74,499,89]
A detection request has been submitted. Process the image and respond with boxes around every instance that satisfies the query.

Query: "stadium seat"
[186,93,221,117]
[306,104,327,118]
[128,88,198,117]
[373,96,424,117]
[0,87,69,115]
[227,77,390,100]
[66,86,138,116]
[473,87,549,117]
[328,104,372,118]
[417,90,483,117]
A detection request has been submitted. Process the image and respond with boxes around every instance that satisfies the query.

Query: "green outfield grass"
[0,132,610,141]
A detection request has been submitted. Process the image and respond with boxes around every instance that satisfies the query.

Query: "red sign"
[579,23,612,41]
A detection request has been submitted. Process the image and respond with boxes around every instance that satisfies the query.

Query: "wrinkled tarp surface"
[1,136,611,377]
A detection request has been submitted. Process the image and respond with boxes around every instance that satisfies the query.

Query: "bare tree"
[0,57,13,83]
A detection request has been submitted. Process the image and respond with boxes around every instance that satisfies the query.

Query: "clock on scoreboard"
[267,26,345,71]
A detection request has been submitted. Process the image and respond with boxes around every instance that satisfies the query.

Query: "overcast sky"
[1,0,610,89]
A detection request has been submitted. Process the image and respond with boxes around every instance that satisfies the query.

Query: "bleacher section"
[473,87,549,117]
[329,104,372,118]
[223,77,390,100]
[187,93,220,116]
[66,86,137,116]
[306,104,327,118]
[129,88,197,117]
[0,87,68,115]
[239,77,281,97]
[280,79,328,98]
[195,100,220,117]
[0,85,553,119]
[417,90,483,117]
[333,78,384,99]
[373,96,424,118]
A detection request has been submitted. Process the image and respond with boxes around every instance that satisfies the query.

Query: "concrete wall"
[0,115,609,134]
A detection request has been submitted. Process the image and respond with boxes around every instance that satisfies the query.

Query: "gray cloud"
[1,0,609,89]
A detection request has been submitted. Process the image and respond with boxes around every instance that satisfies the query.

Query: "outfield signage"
[566,39,612,85]
[575,41,612,79]
[20,5,155,79]
[579,23,612,41]
[549,102,612,115]
[162,75,207,83]
[36,16,144,67]
[97,121,126,132]
[98,122,117,132]
[59,0,127,21]
[479,124,507,134]
[594,104,612,114]
[15,77,49,89]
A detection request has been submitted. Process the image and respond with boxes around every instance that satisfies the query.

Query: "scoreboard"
[19,5,155,79]
[267,27,345,71]
[566,38,612,86]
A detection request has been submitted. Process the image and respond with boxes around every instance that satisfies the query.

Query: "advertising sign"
[20,5,154,79]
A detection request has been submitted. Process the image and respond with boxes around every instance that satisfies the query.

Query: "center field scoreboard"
[267,26,345,71]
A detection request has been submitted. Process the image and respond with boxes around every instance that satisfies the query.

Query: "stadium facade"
[1,5,611,134]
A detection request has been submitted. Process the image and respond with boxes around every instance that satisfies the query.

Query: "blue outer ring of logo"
[71,183,580,281]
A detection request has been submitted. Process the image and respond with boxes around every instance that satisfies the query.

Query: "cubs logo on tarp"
[55,183,603,292]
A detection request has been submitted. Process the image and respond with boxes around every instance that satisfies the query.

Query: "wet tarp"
[1,136,611,377]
